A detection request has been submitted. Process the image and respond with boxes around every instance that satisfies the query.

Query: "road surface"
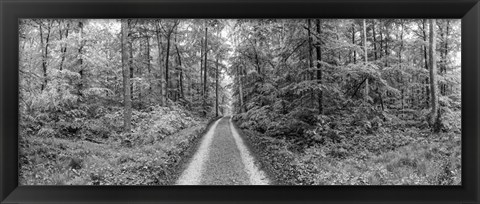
[176,117,269,185]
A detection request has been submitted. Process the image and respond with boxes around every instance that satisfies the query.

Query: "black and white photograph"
[18,19,461,185]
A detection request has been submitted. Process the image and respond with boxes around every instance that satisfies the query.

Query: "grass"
[20,122,208,185]
[299,134,461,185]
[238,120,462,185]
[20,123,208,185]
[19,104,210,185]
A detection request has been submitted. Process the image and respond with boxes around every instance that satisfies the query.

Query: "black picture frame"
[1,0,479,203]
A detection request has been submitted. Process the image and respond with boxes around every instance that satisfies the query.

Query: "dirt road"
[176,117,269,185]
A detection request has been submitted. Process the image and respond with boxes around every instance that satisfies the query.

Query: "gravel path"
[176,117,269,185]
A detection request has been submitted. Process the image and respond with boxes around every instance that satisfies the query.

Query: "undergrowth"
[235,105,461,185]
[19,104,208,185]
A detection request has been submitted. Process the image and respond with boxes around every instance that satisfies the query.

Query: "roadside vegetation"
[20,104,209,185]
[19,19,230,185]
[236,111,461,185]
[231,19,461,185]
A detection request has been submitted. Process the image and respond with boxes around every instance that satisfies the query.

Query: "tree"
[174,31,184,99]
[77,21,86,96]
[155,20,166,106]
[307,19,314,107]
[363,19,369,100]
[121,19,132,132]
[316,19,323,114]
[37,20,53,91]
[58,20,70,71]
[203,21,209,106]
[428,19,440,132]
[215,56,219,117]
[161,20,179,101]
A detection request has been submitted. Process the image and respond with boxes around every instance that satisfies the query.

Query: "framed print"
[1,0,479,203]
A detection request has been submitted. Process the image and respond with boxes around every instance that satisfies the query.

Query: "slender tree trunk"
[38,23,47,91]
[39,20,52,91]
[238,67,245,113]
[253,43,261,75]
[175,42,184,99]
[428,19,440,132]
[308,19,314,107]
[77,21,85,96]
[363,19,369,99]
[200,36,204,97]
[204,24,208,100]
[215,57,219,117]
[45,21,52,88]
[399,20,405,109]
[165,32,171,101]
[129,37,134,100]
[155,21,166,106]
[384,23,389,67]
[59,21,70,71]
[422,20,430,108]
[352,23,356,64]
[372,19,378,61]
[441,20,450,96]
[445,20,450,95]
[379,21,384,59]
[121,19,132,132]
[316,19,323,114]
[146,32,152,94]
[203,23,208,115]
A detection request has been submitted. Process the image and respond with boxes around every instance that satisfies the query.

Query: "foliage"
[19,105,208,185]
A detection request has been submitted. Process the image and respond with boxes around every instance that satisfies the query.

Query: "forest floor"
[234,108,462,185]
[176,117,269,185]
[18,103,461,185]
[19,104,214,185]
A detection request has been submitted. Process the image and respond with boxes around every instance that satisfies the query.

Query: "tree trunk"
[146,31,152,94]
[155,21,166,106]
[204,24,208,100]
[372,19,378,61]
[165,32,171,101]
[121,19,132,132]
[316,19,323,114]
[238,67,245,113]
[379,21,384,59]
[308,19,314,107]
[384,23,389,67]
[215,57,219,117]
[428,19,440,132]
[200,36,204,98]
[129,37,134,100]
[352,23,356,64]
[441,20,450,96]
[444,20,450,95]
[77,21,86,97]
[175,42,184,99]
[59,21,70,71]
[203,23,208,115]
[363,19,369,99]
[38,22,48,91]
[422,20,430,108]
[399,20,405,109]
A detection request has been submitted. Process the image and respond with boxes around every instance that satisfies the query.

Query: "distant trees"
[17,19,461,135]
[19,19,231,135]
[230,19,461,134]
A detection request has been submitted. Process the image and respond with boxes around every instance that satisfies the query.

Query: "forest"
[19,19,461,185]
